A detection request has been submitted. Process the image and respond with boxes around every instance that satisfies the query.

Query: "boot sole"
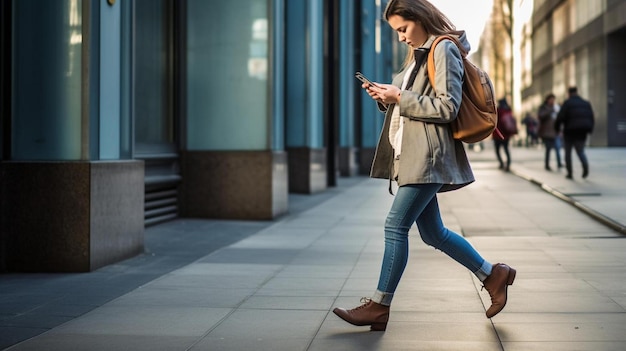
[370,323,387,331]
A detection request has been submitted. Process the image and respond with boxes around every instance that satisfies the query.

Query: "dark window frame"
[1,1,12,160]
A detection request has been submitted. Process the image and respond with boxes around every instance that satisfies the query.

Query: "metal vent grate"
[140,154,181,227]
[145,180,179,226]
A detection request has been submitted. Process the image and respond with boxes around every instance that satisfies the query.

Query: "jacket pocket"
[422,123,435,161]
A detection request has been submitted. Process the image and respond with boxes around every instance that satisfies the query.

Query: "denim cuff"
[475,260,493,282]
[372,290,393,306]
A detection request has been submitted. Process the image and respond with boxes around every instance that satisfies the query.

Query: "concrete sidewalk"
[507,147,625,234]
[468,145,625,234]
[3,147,626,350]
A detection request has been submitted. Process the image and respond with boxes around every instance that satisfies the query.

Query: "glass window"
[134,0,175,154]
[575,0,604,30]
[11,0,82,160]
[552,3,568,45]
[186,0,269,150]
[533,21,549,60]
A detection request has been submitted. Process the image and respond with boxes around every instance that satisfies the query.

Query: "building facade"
[0,0,398,272]
[521,0,626,146]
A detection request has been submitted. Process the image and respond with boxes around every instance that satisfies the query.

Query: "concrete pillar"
[181,0,288,218]
[1,0,144,272]
[285,0,328,193]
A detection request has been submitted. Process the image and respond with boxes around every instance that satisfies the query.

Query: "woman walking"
[493,98,517,171]
[538,93,563,171]
[332,0,516,331]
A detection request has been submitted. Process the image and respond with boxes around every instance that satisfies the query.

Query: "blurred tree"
[490,0,514,106]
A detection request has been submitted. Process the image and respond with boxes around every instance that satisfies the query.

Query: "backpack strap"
[426,35,467,92]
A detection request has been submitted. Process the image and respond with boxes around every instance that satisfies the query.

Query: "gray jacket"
[370,33,474,192]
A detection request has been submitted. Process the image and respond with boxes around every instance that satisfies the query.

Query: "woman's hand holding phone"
[366,83,401,105]
[355,72,401,104]
[355,72,379,89]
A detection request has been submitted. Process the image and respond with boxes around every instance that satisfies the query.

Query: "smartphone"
[355,72,380,89]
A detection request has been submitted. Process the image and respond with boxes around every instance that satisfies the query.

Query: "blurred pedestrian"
[521,113,539,147]
[332,0,516,332]
[555,87,594,179]
[537,93,563,170]
[493,98,517,171]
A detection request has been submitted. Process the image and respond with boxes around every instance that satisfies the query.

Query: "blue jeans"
[542,137,562,168]
[373,184,492,306]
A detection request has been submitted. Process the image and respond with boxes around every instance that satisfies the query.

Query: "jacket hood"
[454,31,472,52]
[422,30,471,53]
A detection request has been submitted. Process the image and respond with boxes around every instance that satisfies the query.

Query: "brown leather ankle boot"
[333,298,390,331]
[482,263,516,318]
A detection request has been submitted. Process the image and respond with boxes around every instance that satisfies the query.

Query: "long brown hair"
[384,0,456,68]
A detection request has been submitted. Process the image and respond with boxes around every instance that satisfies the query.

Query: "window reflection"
[67,0,81,77]
[248,18,267,80]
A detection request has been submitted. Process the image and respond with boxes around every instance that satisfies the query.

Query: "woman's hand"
[362,83,401,105]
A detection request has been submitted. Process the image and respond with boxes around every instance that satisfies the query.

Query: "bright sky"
[428,0,493,52]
